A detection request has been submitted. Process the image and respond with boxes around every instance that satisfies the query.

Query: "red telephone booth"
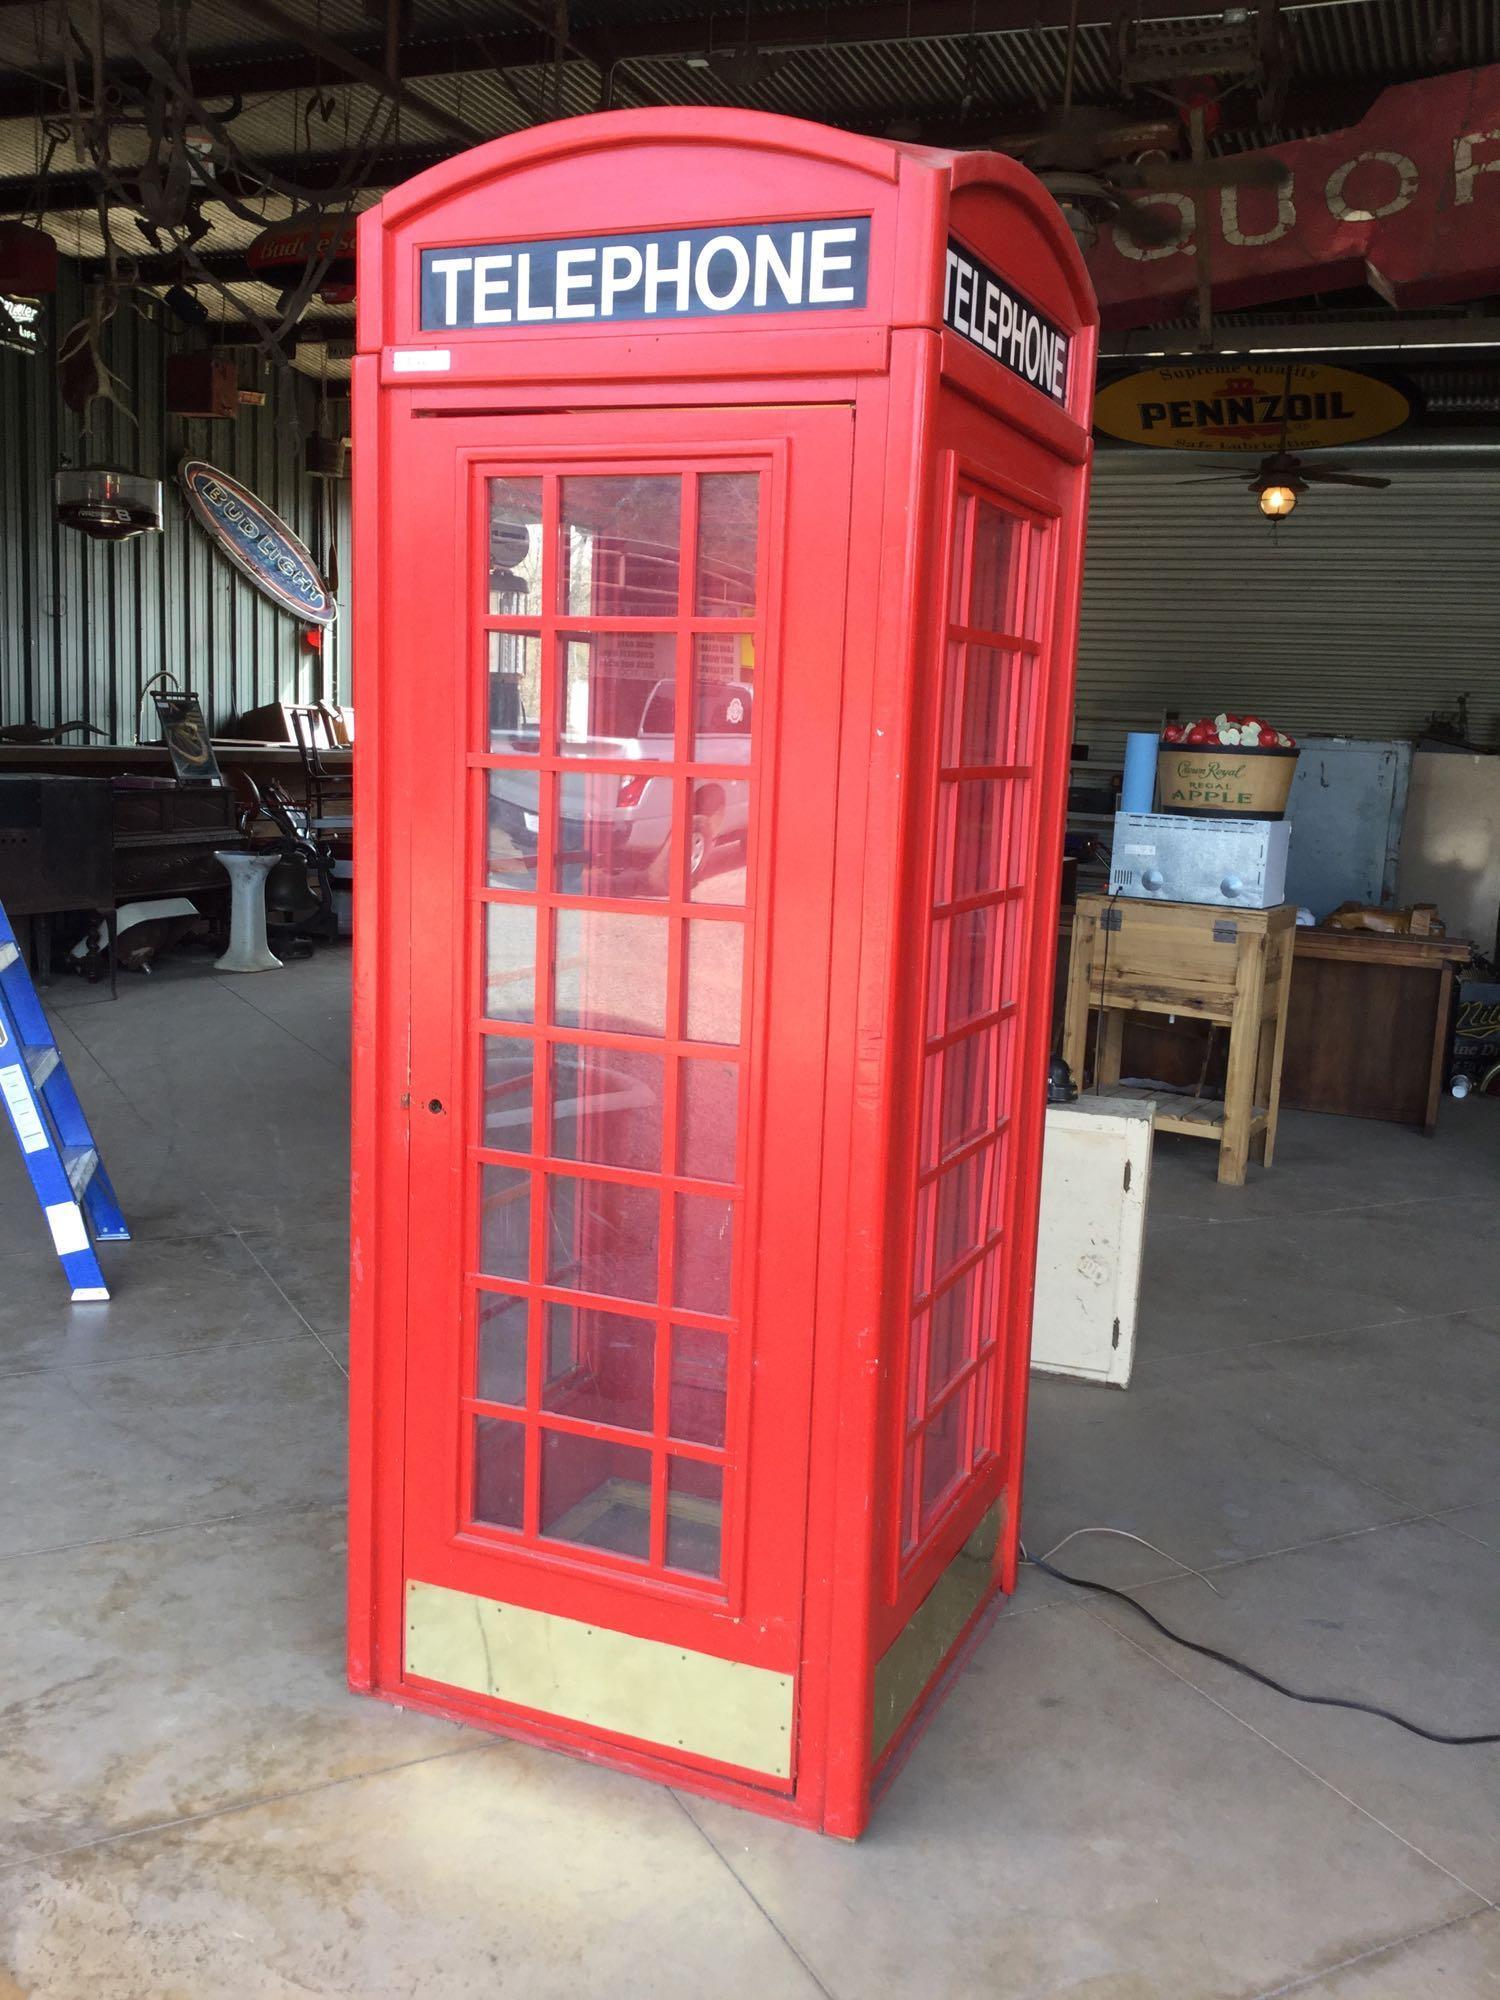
[349,108,1097,1837]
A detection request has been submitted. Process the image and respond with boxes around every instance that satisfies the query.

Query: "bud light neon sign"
[178,460,336,624]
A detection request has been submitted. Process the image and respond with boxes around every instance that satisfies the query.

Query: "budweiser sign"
[1085,65,1500,330]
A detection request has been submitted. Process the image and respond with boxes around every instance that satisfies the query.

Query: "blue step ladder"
[0,897,129,1300]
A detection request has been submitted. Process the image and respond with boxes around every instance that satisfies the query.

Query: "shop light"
[1258,481,1298,518]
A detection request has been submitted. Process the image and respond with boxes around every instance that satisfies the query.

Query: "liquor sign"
[0,293,41,357]
[178,460,336,624]
[420,217,870,330]
[1086,65,1500,330]
[1093,362,1410,453]
[944,237,1070,404]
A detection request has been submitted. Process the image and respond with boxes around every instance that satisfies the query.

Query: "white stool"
[214,851,282,973]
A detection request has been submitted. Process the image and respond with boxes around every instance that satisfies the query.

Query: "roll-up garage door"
[1073,455,1500,768]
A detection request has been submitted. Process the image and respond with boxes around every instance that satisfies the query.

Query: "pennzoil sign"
[1093,363,1411,454]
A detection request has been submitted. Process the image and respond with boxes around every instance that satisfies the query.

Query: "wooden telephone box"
[349,107,1097,1836]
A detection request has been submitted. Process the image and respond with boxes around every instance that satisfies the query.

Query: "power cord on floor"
[1020,1534,1500,1747]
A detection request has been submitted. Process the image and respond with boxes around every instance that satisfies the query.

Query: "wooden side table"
[1061,894,1298,1187]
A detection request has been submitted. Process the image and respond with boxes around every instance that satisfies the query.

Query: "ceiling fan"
[1178,368,1394,517]
[1011,3,1288,255]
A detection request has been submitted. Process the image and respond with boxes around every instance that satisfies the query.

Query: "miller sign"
[1093,362,1411,453]
[1086,65,1500,329]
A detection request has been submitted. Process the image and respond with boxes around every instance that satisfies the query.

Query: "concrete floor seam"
[670,1792,842,2000]
[1248,1908,1499,2000]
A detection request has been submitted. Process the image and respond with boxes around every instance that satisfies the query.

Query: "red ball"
[1258,725,1279,747]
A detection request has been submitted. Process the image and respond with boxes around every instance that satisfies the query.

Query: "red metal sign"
[1086,65,1500,330]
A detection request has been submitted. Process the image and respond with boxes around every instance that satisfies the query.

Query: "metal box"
[1109,810,1291,908]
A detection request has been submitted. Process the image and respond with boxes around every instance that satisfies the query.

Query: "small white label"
[45,1201,88,1255]
[0,1064,48,1153]
[1121,843,1157,857]
[392,348,451,373]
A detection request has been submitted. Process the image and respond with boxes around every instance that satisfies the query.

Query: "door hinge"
[399,1091,410,1108]
[1111,1317,1121,1350]
[1122,1159,1132,1193]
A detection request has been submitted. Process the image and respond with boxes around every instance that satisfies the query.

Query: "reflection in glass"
[555,767,672,902]
[478,1163,530,1282]
[927,1263,978,1404]
[674,1193,733,1317]
[942,904,1000,1033]
[561,476,681,618]
[540,1429,652,1559]
[683,920,743,1044]
[678,1058,738,1183]
[542,1303,655,1432]
[547,1173,659,1304]
[695,472,759,615]
[487,477,543,616]
[481,1036,535,1153]
[483,903,536,1021]
[487,632,542,750]
[559,632,677,755]
[549,1043,663,1173]
[691,632,755,757]
[949,781,1005,901]
[959,646,1014,769]
[669,1324,727,1447]
[472,1415,525,1529]
[485,773,539,891]
[553,909,669,1039]
[688,778,749,905]
[667,1458,723,1579]
[476,1290,527,1405]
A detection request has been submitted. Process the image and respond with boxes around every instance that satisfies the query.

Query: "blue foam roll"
[1121,731,1159,814]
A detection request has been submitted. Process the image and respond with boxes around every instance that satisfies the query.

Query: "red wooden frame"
[351,108,1097,1839]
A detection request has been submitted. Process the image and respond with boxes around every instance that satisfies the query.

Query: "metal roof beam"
[0,144,449,217]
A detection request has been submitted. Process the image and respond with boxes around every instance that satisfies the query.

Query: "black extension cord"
[1024,1550,1500,1747]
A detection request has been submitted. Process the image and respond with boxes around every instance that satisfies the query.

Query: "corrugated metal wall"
[1073,454,1500,768]
[0,266,350,742]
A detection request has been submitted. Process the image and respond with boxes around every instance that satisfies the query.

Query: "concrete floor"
[2,945,1499,1998]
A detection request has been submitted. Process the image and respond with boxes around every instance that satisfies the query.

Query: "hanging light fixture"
[1258,479,1299,518]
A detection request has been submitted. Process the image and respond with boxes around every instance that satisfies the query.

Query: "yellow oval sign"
[1093,362,1411,453]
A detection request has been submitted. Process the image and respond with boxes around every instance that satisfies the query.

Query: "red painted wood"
[350,107,1097,1836]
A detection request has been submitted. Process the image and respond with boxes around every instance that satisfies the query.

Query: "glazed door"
[389,400,852,1790]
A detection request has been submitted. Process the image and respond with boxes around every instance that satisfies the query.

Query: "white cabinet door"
[1030,1096,1154,1388]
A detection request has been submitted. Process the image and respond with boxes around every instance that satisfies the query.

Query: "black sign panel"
[0,293,41,358]
[943,239,1070,406]
[421,218,870,332]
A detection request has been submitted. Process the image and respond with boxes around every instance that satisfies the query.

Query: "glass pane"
[481,1035,536,1153]
[478,1163,530,1282]
[1010,654,1037,769]
[540,1429,652,1560]
[472,1415,525,1530]
[920,1387,968,1527]
[928,1028,996,1162]
[688,777,749,906]
[674,1193,733,1317]
[488,477,543,616]
[943,904,1000,1034]
[928,1263,979,1405]
[483,903,536,1021]
[549,1043,663,1173]
[691,634,755,759]
[667,1459,723,1579]
[487,632,542,750]
[968,501,1023,636]
[476,1290,528,1405]
[485,774,539,891]
[906,1309,929,1421]
[933,1142,993,1284]
[561,476,681,618]
[542,1303,655,1433]
[555,768,672,901]
[949,781,1006,901]
[939,637,965,766]
[695,472,759,615]
[546,1173,659,1304]
[971,1355,996,1468]
[1007,777,1033,889]
[959,646,1015,769]
[560,633,677,756]
[554,910,668,1039]
[678,1058,738,1183]
[683,920,743,1045]
[947,491,972,625]
[669,1324,727,1447]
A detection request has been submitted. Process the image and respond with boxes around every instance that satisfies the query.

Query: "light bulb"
[1259,483,1298,518]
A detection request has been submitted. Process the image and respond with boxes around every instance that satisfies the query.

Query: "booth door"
[390,402,852,1792]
